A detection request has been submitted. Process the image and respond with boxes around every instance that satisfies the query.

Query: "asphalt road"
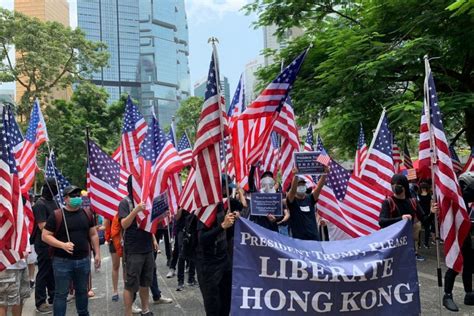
[18,240,474,315]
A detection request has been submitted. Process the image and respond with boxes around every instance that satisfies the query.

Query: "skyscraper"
[14,0,72,103]
[263,25,304,66]
[77,0,141,102]
[244,56,264,105]
[139,0,191,126]
[193,76,230,111]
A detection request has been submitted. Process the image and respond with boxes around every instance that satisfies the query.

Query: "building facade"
[263,25,304,66]
[77,0,141,102]
[193,76,230,111]
[138,0,191,126]
[244,56,264,105]
[14,0,72,103]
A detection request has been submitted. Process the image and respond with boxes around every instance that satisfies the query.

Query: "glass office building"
[139,0,191,126]
[77,0,141,102]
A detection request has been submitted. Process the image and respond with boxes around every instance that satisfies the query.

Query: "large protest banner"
[232,218,420,315]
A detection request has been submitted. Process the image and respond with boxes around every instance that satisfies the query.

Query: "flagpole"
[360,109,386,175]
[171,116,177,146]
[209,37,232,212]
[424,55,443,313]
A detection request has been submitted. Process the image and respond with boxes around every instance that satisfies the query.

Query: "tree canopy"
[0,8,109,118]
[175,96,204,142]
[245,0,474,158]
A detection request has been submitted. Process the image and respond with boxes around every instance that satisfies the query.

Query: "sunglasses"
[68,194,81,198]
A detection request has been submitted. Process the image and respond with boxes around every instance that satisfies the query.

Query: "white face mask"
[297,185,307,194]
[260,187,276,194]
[260,177,275,193]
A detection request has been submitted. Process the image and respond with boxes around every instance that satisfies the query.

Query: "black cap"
[63,185,81,197]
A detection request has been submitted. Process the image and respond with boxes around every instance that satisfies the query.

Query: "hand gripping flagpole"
[424,55,443,313]
[209,37,232,213]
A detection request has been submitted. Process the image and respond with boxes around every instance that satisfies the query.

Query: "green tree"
[42,83,125,186]
[175,96,204,142]
[0,8,109,118]
[245,0,474,157]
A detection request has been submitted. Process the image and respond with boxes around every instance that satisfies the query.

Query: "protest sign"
[232,218,420,315]
[294,151,326,175]
[250,193,283,217]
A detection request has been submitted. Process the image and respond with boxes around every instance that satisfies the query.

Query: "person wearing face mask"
[379,174,438,262]
[245,169,289,232]
[286,167,329,241]
[31,178,58,314]
[42,185,101,316]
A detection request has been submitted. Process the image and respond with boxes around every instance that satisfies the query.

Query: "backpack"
[181,213,198,260]
[49,208,94,257]
[387,197,417,218]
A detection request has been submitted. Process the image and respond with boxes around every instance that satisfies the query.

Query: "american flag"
[87,139,129,221]
[403,143,414,170]
[138,114,184,232]
[304,124,314,151]
[119,96,147,202]
[420,58,470,273]
[449,145,463,175]
[316,148,331,167]
[360,110,394,195]
[19,100,48,193]
[233,50,307,189]
[392,138,402,173]
[0,105,28,271]
[260,132,280,180]
[461,147,473,174]
[227,74,245,130]
[354,123,368,177]
[177,133,192,166]
[168,123,177,147]
[45,150,70,205]
[273,98,300,192]
[179,50,228,226]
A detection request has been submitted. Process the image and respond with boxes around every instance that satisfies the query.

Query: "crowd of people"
[0,168,473,315]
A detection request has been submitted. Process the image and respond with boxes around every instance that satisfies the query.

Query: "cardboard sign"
[250,193,283,217]
[294,151,325,175]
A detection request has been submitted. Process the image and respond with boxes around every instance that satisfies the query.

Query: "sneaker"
[166,269,175,278]
[187,280,197,286]
[112,294,119,302]
[141,311,154,316]
[153,296,173,304]
[443,293,459,312]
[464,292,474,305]
[176,283,184,291]
[132,303,142,314]
[415,254,425,262]
[35,303,53,314]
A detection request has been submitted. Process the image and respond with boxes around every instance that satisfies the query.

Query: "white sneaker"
[153,296,173,304]
[132,303,142,314]
[166,269,175,278]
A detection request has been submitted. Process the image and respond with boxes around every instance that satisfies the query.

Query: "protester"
[379,174,438,262]
[150,217,174,303]
[167,208,197,291]
[156,222,172,267]
[286,167,328,241]
[195,175,240,316]
[443,171,474,312]
[119,176,163,316]
[32,178,59,314]
[104,215,122,302]
[0,259,31,316]
[418,181,435,248]
[42,185,101,316]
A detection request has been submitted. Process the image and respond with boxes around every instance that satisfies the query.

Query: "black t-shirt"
[379,197,425,228]
[418,194,431,215]
[32,197,58,248]
[44,208,94,259]
[118,198,153,254]
[287,194,319,241]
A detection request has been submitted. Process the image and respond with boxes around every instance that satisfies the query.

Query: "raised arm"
[312,166,329,201]
[287,167,299,203]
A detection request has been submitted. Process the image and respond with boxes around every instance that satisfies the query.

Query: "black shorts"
[108,242,116,254]
[123,252,154,292]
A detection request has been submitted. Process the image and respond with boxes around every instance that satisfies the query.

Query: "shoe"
[443,293,459,312]
[176,283,184,291]
[464,292,474,305]
[35,303,53,314]
[141,311,154,316]
[132,303,142,314]
[187,280,197,286]
[422,243,430,249]
[30,280,35,288]
[415,254,425,262]
[166,269,175,278]
[112,294,119,302]
[153,296,173,304]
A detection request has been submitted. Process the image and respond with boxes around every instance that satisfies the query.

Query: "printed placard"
[250,193,283,217]
[294,151,325,175]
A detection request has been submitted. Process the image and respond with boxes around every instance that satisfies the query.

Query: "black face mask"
[393,185,404,195]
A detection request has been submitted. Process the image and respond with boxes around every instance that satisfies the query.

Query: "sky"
[0,0,263,95]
